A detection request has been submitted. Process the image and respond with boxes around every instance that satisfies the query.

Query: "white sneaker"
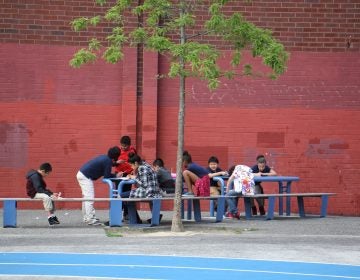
[83,217,99,224]
[87,219,103,226]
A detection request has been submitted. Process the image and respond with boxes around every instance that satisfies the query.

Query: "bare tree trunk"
[171,4,186,232]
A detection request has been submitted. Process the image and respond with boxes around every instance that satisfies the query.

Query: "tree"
[70,0,289,232]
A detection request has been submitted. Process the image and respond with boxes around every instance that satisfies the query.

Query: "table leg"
[278,183,284,216]
[297,196,305,217]
[243,197,252,220]
[215,197,225,222]
[286,182,292,216]
[127,202,138,224]
[192,200,201,222]
[266,197,276,220]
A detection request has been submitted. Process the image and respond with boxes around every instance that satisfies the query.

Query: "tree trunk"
[171,5,186,232]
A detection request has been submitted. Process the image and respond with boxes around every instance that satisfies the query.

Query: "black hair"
[39,162,52,173]
[256,154,266,163]
[120,135,131,146]
[208,156,219,164]
[182,151,192,164]
[128,153,142,164]
[107,146,121,161]
[153,158,164,167]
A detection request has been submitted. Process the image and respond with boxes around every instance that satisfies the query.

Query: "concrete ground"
[1,209,359,267]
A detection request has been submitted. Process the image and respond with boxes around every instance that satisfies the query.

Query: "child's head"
[208,156,219,171]
[256,154,267,171]
[39,162,52,177]
[128,153,142,171]
[120,135,131,151]
[182,151,192,166]
[108,146,121,162]
[153,158,164,171]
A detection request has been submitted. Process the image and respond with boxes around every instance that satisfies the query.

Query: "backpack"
[26,178,37,198]
[194,175,210,197]
[232,165,255,195]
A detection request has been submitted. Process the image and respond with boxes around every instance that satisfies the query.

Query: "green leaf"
[89,38,102,51]
[69,49,97,68]
[70,17,89,31]
[89,16,101,26]
[103,46,123,64]
[95,0,106,6]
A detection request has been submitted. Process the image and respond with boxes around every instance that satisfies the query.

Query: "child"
[115,135,137,177]
[207,156,228,196]
[152,158,175,195]
[251,154,277,216]
[225,164,255,219]
[26,162,61,226]
[114,135,137,219]
[182,151,210,196]
[77,146,120,225]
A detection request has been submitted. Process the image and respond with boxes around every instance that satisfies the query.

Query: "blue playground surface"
[0,252,359,279]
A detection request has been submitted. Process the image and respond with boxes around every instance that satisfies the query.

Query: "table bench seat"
[0,196,226,228]
[241,192,336,220]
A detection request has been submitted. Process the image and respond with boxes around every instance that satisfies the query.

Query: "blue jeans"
[226,190,243,214]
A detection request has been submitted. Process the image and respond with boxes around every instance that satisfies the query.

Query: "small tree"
[70,0,288,232]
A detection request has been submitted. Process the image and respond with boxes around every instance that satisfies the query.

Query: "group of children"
[26,135,276,226]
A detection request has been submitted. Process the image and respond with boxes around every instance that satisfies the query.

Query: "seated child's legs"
[34,192,54,213]
[182,170,198,193]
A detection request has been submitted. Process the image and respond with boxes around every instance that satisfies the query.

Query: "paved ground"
[1,209,359,267]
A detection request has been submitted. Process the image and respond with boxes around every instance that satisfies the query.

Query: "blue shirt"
[187,162,208,178]
[80,155,115,180]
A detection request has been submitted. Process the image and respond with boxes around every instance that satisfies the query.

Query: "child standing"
[26,162,61,226]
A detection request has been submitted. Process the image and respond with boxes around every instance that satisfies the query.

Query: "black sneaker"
[147,214,163,224]
[48,216,57,226]
[52,216,60,224]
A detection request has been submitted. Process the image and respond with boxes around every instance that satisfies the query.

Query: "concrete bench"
[241,192,336,220]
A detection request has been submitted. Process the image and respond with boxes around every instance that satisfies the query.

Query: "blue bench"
[241,192,336,220]
[1,194,228,228]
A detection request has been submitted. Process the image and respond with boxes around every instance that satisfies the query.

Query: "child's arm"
[208,171,228,178]
[226,174,235,193]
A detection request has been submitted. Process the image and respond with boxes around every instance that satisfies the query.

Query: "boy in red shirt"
[115,135,137,177]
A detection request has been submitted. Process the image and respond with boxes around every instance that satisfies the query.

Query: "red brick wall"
[156,50,360,216]
[1,1,360,216]
[0,43,130,200]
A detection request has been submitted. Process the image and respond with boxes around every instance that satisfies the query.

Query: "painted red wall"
[156,51,360,216]
[0,1,359,216]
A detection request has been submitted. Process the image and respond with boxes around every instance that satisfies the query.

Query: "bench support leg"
[215,197,225,222]
[3,200,17,228]
[320,195,329,218]
[150,199,161,226]
[109,200,122,227]
[266,197,276,220]
[243,197,252,220]
[193,200,201,222]
[297,196,305,217]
